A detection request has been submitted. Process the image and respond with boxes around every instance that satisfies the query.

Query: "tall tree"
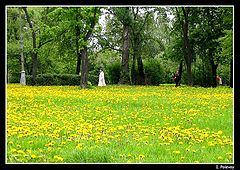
[191,7,230,87]
[175,7,193,86]
[111,7,131,84]
[130,7,154,85]
[80,7,100,88]
[46,7,101,88]
[22,7,38,84]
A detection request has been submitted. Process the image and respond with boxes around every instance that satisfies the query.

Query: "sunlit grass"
[6,84,233,163]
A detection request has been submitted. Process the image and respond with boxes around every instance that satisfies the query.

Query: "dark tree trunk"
[80,46,88,88]
[119,24,130,84]
[131,55,136,85]
[210,58,218,87]
[132,36,145,85]
[137,54,145,85]
[181,7,193,86]
[185,60,193,86]
[76,54,81,75]
[80,7,98,88]
[31,53,38,84]
[75,24,81,75]
[178,60,183,85]
[23,7,38,84]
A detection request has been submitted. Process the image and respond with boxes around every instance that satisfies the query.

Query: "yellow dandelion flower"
[45,142,54,147]
[192,150,197,153]
[31,154,37,159]
[54,155,64,161]
[76,143,83,150]
[8,141,13,144]
[17,150,25,154]
[218,156,223,160]
[173,150,180,154]
[10,148,17,153]
[26,149,32,154]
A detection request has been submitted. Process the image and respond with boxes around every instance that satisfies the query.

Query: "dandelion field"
[6,84,233,163]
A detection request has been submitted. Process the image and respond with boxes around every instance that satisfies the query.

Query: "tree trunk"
[132,36,145,85]
[185,60,193,86]
[80,7,98,88]
[76,54,81,75]
[119,24,130,84]
[178,60,183,85]
[131,55,136,85]
[23,7,38,84]
[182,7,193,86]
[210,58,218,87]
[137,54,145,85]
[75,25,81,75]
[80,46,88,88]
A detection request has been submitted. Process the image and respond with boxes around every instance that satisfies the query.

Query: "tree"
[109,7,131,84]
[129,7,155,85]
[191,7,231,87]
[46,7,101,88]
[218,7,233,87]
[175,7,193,86]
[22,7,39,84]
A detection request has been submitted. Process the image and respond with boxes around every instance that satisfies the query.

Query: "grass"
[6,84,233,163]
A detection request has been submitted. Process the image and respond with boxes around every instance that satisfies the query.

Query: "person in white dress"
[219,76,222,85]
[98,69,106,86]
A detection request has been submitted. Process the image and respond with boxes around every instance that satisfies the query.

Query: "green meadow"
[6,84,233,163]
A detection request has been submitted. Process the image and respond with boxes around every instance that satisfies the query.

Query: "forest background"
[6,6,233,88]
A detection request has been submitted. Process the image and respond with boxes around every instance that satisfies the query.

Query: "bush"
[8,72,20,83]
[144,59,165,85]
[88,70,100,86]
[26,74,81,86]
[106,61,121,84]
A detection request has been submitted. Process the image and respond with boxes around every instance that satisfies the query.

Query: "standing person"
[173,73,177,83]
[219,76,222,85]
[175,69,180,87]
[216,75,220,85]
[98,69,106,86]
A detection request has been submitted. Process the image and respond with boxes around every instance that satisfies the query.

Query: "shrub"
[106,61,121,84]
[8,72,20,83]
[26,74,81,86]
[144,59,165,85]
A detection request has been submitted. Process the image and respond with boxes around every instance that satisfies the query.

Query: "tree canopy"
[6,6,233,87]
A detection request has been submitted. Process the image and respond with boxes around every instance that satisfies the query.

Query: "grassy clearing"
[6,84,233,163]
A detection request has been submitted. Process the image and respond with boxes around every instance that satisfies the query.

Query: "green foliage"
[88,70,100,86]
[106,61,121,84]
[144,59,164,85]
[192,59,212,87]
[7,7,233,87]
[8,72,21,83]
[26,74,81,86]
[217,64,230,85]
[218,29,233,62]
